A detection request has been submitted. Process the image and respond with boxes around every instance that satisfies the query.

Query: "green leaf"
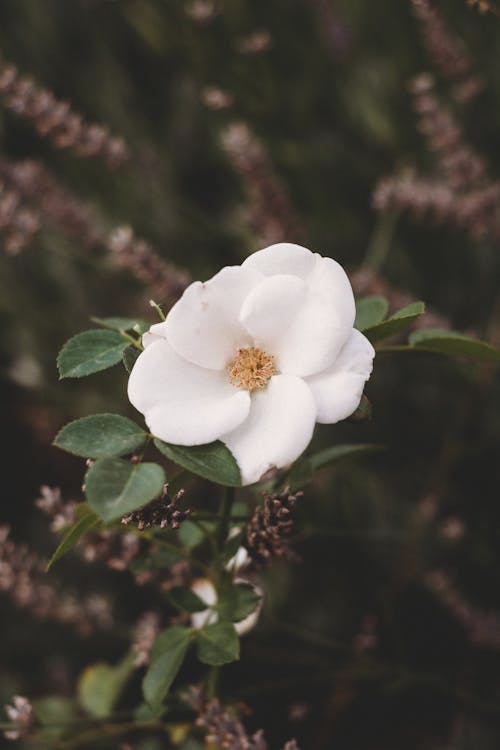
[408,328,500,363]
[196,622,240,666]
[143,626,191,708]
[85,458,166,522]
[123,346,141,373]
[91,316,149,333]
[33,696,78,742]
[57,330,128,378]
[217,583,262,623]
[169,587,208,613]
[355,295,389,331]
[154,439,241,487]
[54,413,147,458]
[363,301,426,344]
[286,443,382,491]
[46,507,101,571]
[178,520,207,548]
[78,652,136,719]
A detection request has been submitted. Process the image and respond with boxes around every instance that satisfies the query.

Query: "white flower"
[128,243,375,485]
[189,577,263,636]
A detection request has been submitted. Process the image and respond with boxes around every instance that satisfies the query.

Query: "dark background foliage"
[1,1,500,748]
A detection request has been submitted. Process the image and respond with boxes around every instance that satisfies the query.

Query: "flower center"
[228,347,276,391]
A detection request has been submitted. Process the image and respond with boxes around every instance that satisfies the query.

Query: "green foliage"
[33,696,78,743]
[154,439,241,487]
[217,583,262,623]
[77,652,136,718]
[91,316,149,333]
[196,622,240,666]
[85,457,166,522]
[408,328,500,362]
[178,520,208,548]
[46,504,101,571]
[123,345,141,373]
[286,443,382,490]
[363,302,426,343]
[57,330,128,378]
[142,626,192,709]
[355,295,389,331]
[169,587,208,613]
[54,413,148,458]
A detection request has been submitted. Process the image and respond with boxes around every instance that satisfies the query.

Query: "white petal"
[166,265,263,370]
[273,297,350,377]
[128,339,250,444]
[221,374,316,485]
[305,329,375,424]
[239,274,307,344]
[142,321,168,348]
[190,579,217,630]
[270,255,356,377]
[308,255,356,329]
[242,243,316,279]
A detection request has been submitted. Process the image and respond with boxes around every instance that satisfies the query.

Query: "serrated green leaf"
[54,413,147,458]
[143,626,191,708]
[408,328,500,363]
[169,587,208,613]
[363,301,426,344]
[285,443,382,491]
[123,346,141,373]
[91,316,149,333]
[217,583,262,623]
[355,295,389,331]
[154,439,241,487]
[85,458,166,522]
[46,508,101,571]
[57,330,128,378]
[78,653,136,718]
[196,622,240,666]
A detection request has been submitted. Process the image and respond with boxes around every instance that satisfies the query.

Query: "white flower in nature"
[189,577,262,636]
[128,243,375,485]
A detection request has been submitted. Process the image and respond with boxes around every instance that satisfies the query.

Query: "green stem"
[207,666,220,699]
[216,486,235,552]
[364,208,400,273]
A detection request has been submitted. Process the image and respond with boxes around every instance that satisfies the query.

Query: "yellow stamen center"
[228,347,276,391]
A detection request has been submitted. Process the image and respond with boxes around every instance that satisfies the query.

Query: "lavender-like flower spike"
[0,58,129,168]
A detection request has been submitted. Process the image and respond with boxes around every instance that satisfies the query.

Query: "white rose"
[128,243,375,485]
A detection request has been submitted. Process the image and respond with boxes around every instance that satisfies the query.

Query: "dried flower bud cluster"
[0,178,40,254]
[122,488,190,530]
[0,525,113,635]
[3,696,35,741]
[410,0,483,103]
[189,687,300,750]
[131,611,161,668]
[245,489,302,567]
[108,225,190,305]
[0,61,128,168]
[220,122,303,245]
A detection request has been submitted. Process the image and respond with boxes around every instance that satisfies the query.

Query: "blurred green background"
[1,1,500,748]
